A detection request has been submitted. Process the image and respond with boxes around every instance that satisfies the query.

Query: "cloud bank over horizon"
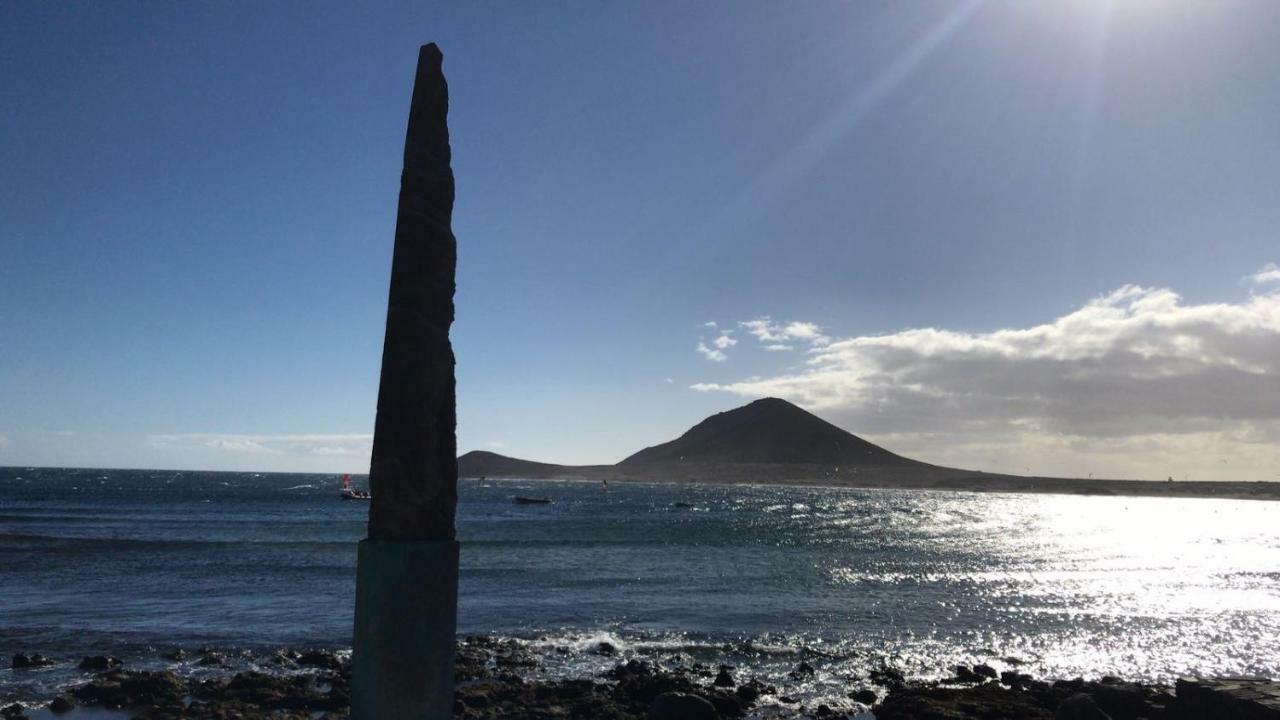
[695,272,1280,482]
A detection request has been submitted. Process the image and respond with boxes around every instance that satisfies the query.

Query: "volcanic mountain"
[619,397,918,466]
[458,397,923,479]
[456,397,1280,500]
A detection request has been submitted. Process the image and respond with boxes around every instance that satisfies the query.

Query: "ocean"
[2,466,1278,706]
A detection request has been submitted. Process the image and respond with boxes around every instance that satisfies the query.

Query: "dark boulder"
[77,655,122,672]
[974,663,999,679]
[714,666,735,688]
[788,661,815,680]
[70,670,184,709]
[1002,670,1034,688]
[295,649,343,670]
[648,691,716,720]
[193,671,330,711]
[876,683,1054,720]
[1,704,28,720]
[870,666,906,690]
[1056,693,1112,720]
[735,678,773,703]
[1173,677,1280,720]
[1091,682,1150,720]
[12,653,54,669]
[850,688,878,704]
[47,697,73,715]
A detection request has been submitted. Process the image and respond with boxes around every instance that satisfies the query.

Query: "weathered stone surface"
[366,41,458,542]
[1173,677,1280,719]
[11,652,54,669]
[70,670,183,708]
[1056,693,1112,720]
[648,691,717,720]
[77,655,122,671]
[875,682,1055,719]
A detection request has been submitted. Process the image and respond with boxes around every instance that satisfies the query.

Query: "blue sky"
[3,2,1279,480]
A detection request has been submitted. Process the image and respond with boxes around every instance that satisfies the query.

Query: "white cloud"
[148,433,372,457]
[740,317,830,347]
[1248,262,1280,285]
[487,440,507,449]
[703,321,719,328]
[696,283,1280,481]
[764,344,794,352]
[696,341,728,363]
[665,377,675,384]
[0,434,10,450]
[712,333,737,350]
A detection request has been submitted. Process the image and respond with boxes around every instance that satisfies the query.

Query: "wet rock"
[1002,670,1034,688]
[735,678,773,703]
[71,670,184,708]
[789,661,815,679]
[77,655,122,672]
[267,649,298,666]
[850,688,877,704]
[1091,682,1150,720]
[1056,693,1112,720]
[596,641,619,656]
[876,683,1054,720]
[295,649,343,670]
[194,671,332,711]
[704,691,749,718]
[974,663,999,679]
[869,666,906,690]
[493,641,537,670]
[1173,677,1280,720]
[714,666,735,688]
[163,648,186,662]
[12,653,54,669]
[48,697,74,714]
[649,691,716,720]
[609,661,699,707]
[952,664,983,683]
[1,704,28,720]
[455,641,493,681]
[196,651,226,667]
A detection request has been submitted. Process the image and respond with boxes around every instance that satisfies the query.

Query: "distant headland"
[460,398,1280,502]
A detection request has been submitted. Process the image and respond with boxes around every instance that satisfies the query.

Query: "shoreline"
[463,469,1280,503]
[4,639,1277,719]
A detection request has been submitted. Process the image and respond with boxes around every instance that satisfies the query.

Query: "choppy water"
[2,466,1278,705]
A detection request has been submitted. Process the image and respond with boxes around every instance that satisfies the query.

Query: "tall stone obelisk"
[351,43,458,720]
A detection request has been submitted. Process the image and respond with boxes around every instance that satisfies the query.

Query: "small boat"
[340,474,370,501]
[513,496,551,505]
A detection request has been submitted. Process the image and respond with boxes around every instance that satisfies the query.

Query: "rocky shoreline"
[5,639,1278,719]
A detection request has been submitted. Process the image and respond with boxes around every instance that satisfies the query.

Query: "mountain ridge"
[454,398,1280,501]
[620,397,918,466]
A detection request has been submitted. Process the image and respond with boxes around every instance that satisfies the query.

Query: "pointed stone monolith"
[350,43,459,720]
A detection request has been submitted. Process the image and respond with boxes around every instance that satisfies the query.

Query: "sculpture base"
[351,539,459,720]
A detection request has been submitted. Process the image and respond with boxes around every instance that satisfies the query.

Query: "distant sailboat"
[339,474,370,501]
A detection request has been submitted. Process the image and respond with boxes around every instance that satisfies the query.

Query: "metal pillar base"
[351,539,459,720]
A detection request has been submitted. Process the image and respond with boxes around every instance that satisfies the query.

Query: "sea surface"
[2,466,1279,706]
